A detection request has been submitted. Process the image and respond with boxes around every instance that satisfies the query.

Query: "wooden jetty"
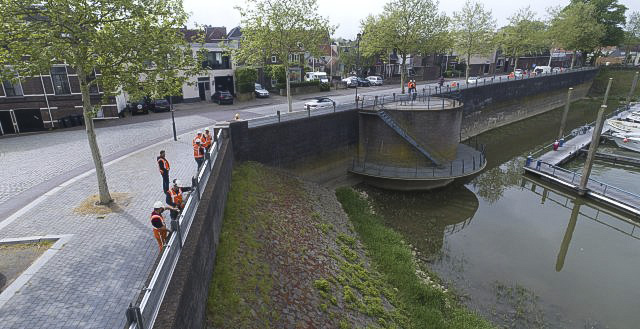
[524,104,640,217]
[576,149,640,167]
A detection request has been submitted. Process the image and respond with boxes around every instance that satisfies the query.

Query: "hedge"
[275,80,320,90]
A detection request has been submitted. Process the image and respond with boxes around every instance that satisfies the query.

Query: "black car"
[152,99,171,112]
[356,77,371,87]
[213,90,233,105]
[126,97,152,115]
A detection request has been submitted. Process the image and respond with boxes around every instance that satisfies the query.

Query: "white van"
[534,66,551,75]
[305,72,329,83]
[366,76,383,86]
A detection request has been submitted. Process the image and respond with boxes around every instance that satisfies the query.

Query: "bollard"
[307,104,311,117]
[277,110,281,122]
[442,98,445,109]
[171,219,182,247]
[536,160,541,170]
[559,138,565,147]
[333,102,336,112]
[393,93,396,101]
[374,96,379,109]
[525,155,532,167]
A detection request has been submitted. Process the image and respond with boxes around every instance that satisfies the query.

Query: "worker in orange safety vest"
[150,201,178,252]
[193,130,203,148]
[194,138,205,168]
[202,127,213,152]
[157,150,171,203]
[167,179,192,220]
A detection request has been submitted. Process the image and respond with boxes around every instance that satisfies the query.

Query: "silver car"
[366,76,383,86]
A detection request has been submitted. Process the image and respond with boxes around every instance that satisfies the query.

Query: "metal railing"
[125,129,224,329]
[246,67,597,129]
[350,147,486,179]
[526,161,640,212]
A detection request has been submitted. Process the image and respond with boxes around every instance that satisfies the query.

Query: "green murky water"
[366,101,640,328]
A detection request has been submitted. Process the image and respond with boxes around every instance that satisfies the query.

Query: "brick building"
[0,65,118,135]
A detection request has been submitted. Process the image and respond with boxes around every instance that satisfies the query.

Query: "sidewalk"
[0,127,209,328]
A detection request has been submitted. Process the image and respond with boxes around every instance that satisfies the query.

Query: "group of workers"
[150,127,214,251]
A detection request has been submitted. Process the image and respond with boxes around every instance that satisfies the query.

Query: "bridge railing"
[124,130,224,329]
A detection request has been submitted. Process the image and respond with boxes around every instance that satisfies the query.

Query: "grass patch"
[336,187,494,329]
[590,68,640,100]
[207,164,274,327]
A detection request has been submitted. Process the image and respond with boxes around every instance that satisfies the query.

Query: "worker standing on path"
[203,127,212,152]
[150,201,178,252]
[193,130,203,148]
[167,179,191,220]
[194,138,205,169]
[157,150,170,202]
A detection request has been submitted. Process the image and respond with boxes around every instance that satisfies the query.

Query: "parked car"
[254,83,270,98]
[514,69,524,78]
[303,97,335,110]
[126,97,152,115]
[213,90,234,105]
[152,99,171,112]
[534,66,551,75]
[366,76,383,86]
[467,76,479,84]
[356,77,371,87]
[552,67,563,73]
[341,77,358,88]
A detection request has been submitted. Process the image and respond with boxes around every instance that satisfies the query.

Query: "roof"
[227,26,242,40]
[204,26,227,42]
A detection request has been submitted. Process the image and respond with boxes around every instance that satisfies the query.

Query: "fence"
[246,67,597,129]
[125,129,224,329]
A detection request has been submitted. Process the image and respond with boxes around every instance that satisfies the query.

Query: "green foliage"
[314,279,331,293]
[360,0,449,92]
[548,2,605,67]
[264,64,286,83]
[496,7,548,70]
[570,0,628,47]
[233,0,336,112]
[320,82,331,91]
[275,80,320,90]
[335,187,495,329]
[236,67,257,93]
[451,0,496,82]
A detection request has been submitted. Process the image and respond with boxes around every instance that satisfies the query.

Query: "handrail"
[125,129,224,329]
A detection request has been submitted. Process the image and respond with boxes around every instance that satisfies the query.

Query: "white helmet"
[173,179,182,186]
[195,139,201,144]
[153,201,164,209]
[205,127,210,131]
[196,130,202,135]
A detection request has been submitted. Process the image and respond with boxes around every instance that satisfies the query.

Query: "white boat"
[605,119,640,134]
[611,133,640,153]
[624,111,640,124]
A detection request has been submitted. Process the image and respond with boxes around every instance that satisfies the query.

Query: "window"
[2,79,23,97]
[203,52,231,69]
[288,53,300,63]
[51,66,70,95]
[271,56,277,63]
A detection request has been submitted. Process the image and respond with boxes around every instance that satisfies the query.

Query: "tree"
[497,7,548,70]
[570,0,627,47]
[451,0,496,83]
[360,0,449,93]
[233,0,335,113]
[624,11,640,64]
[549,3,605,68]
[0,0,202,204]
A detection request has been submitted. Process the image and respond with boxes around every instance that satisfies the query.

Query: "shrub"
[320,82,330,91]
[235,67,257,93]
[275,80,320,90]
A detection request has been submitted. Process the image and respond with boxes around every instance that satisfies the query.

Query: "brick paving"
[0,128,207,328]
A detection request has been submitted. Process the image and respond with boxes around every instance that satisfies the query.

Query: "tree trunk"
[77,65,112,204]
[401,54,406,94]
[465,54,471,83]
[513,56,519,72]
[548,48,553,66]
[285,64,292,113]
[571,51,576,69]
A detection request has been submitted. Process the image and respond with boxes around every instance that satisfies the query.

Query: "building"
[0,65,118,135]
[180,26,239,102]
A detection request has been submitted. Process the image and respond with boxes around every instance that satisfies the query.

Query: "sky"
[184,0,640,40]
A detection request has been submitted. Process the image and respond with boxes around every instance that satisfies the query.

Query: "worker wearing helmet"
[194,138,205,168]
[193,130,203,148]
[167,179,192,220]
[150,201,178,252]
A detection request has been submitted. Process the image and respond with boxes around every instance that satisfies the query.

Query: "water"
[365,101,640,329]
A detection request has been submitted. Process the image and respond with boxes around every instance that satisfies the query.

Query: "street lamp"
[170,95,177,141]
[355,33,362,108]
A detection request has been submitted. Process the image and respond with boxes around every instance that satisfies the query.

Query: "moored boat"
[605,119,640,134]
[611,133,640,153]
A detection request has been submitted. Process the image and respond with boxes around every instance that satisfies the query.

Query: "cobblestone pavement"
[0,128,202,328]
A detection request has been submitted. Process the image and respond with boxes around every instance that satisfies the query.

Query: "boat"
[605,119,640,134]
[623,111,640,124]
[611,133,640,153]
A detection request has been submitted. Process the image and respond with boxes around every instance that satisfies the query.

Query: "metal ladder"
[377,109,441,165]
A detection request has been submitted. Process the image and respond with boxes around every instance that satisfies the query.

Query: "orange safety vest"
[193,135,202,147]
[203,133,212,148]
[168,188,183,207]
[151,213,165,228]
[157,157,170,175]
[194,145,204,159]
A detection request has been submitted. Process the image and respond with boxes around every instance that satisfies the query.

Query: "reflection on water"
[367,102,640,328]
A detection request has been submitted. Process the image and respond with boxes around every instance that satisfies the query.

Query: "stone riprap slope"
[207,163,405,329]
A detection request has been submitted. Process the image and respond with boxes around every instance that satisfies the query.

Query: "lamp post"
[170,95,177,141]
[355,33,362,107]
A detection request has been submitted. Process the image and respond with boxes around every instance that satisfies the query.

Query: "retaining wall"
[154,135,234,329]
